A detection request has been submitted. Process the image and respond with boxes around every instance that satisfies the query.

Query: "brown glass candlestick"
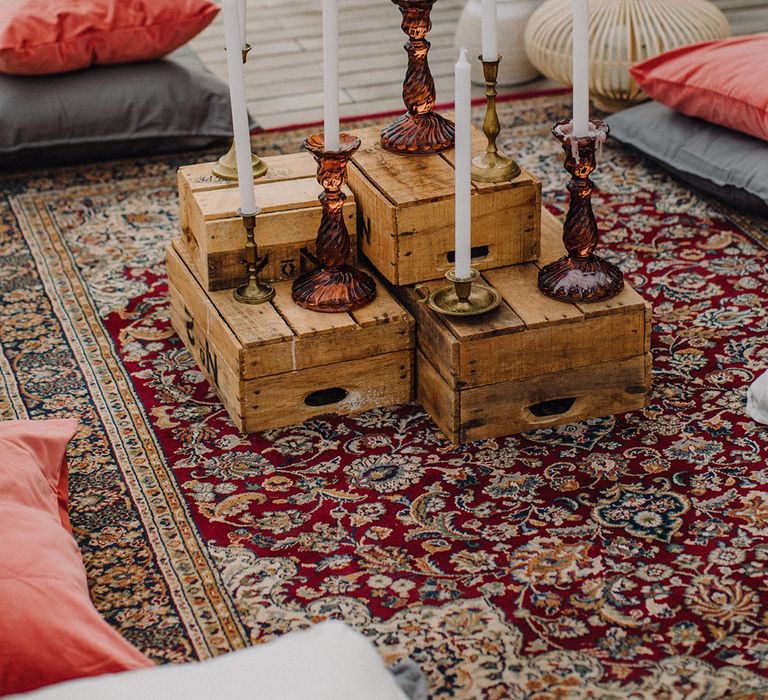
[212,44,268,181]
[538,119,624,303]
[292,133,376,313]
[472,55,520,183]
[381,0,455,155]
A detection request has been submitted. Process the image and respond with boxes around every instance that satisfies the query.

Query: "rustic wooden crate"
[395,209,653,444]
[177,152,357,291]
[347,123,542,286]
[166,240,414,433]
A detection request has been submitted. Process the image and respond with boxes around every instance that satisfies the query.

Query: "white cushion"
[13,621,408,700]
[747,370,768,424]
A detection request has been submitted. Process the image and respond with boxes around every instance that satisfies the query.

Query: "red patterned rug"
[2,94,768,698]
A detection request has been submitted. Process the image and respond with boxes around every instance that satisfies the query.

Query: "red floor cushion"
[0,0,219,76]
[630,33,768,142]
[0,420,152,695]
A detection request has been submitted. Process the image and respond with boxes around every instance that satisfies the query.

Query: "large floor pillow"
[0,45,241,169]
[607,100,768,216]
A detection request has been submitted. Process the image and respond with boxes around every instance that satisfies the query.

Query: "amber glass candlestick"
[381,0,455,155]
[212,44,268,181]
[292,133,376,313]
[471,56,520,183]
[538,119,624,303]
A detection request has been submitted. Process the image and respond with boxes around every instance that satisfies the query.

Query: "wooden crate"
[395,209,653,444]
[166,240,414,433]
[177,152,357,291]
[347,124,542,286]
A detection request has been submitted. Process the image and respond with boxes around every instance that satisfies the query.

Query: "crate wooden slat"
[177,152,357,291]
[347,123,542,286]
[395,208,653,444]
[167,241,414,433]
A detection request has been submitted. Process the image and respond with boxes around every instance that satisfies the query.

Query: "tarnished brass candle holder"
[471,55,521,183]
[212,44,268,181]
[538,119,624,303]
[233,207,275,305]
[292,133,376,313]
[427,268,501,317]
[381,0,455,155]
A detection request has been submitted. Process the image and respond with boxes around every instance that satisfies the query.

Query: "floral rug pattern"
[1,95,768,698]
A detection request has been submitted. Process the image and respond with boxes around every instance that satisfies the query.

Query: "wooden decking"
[190,0,768,131]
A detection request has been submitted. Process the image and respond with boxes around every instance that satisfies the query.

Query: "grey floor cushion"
[607,100,768,216]
[0,46,241,170]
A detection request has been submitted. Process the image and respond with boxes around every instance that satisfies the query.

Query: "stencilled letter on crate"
[182,305,219,389]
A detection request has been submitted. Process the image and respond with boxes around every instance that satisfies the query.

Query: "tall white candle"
[322,0,340,151]
[571,0,590,137]
[238,0,247,50]
[223,0,256,214]
[481,0,498,62]
[454,48,472,281]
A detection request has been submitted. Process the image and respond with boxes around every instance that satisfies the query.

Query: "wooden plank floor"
[190,0,768,130]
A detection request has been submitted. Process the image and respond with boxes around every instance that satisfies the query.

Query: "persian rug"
[2,94,768,699]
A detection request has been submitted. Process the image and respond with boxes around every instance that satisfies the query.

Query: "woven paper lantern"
[524,0,731,111]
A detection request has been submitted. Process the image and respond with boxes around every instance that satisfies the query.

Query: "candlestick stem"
[213,44,268,181]
[233,208,275,305]
[471,56,520,182]
[538,118,623,303]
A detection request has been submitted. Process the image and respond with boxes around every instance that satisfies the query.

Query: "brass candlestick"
[538,119,624,303]
[381,0,455,155]
[292,133,376,313]
[471,55,520,183]
[212,44,268,181]
[427,268,501,317]
[233,207,275,305]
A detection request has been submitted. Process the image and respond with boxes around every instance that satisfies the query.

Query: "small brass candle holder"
[380,0,455,155]
[233,207,275,305]
[427,268,501,317]
[292,133,376,313]
[471,55,521,183]
[212,44,268,181]
[538,118,624,303]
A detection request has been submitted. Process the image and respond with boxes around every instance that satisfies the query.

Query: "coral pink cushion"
[0,420,152,695]
[0,0,219,76]
[630,34,768,143]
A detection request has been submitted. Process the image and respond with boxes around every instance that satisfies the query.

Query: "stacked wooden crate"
[346,124,652,444]
[169,121,652,442]
[169,154,414,433]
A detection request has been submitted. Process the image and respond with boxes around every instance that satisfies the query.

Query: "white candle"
[238,0,247,50]
[481,0,498,62]
[571,0,590,137]
[223,0,256,214]
[322,0,340,151]
[454,48,472,281]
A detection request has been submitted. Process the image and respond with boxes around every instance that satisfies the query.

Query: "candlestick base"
[538,255,624,303]
[471,150,520,182]
[234,278,275,305]
[381,111,455,155]
[211,141,268,181]
[427,268,501,317]
[292,266,376,313]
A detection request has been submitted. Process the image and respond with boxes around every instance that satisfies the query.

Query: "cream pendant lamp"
[524,0,731,111]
